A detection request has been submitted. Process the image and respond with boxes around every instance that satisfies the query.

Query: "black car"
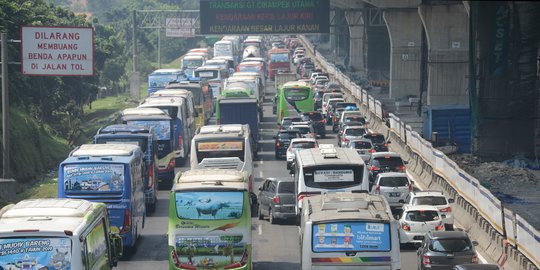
[453,265,499,270]
[367,152,407,188]
[364,133,389,152]
[257,178,296,224]
[280,116,302,131]
[274,130,301,159]
[418,231,479,270]
[300,111,326,138]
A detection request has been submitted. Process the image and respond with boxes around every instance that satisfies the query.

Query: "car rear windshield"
[303,164,364,189]
[291,141,317,149]
[405,210,440,222]
[345,128,367,136]
[336,103,357,109]
[412,196,447,205]
[302,112,323,121]
[351,141,372,149]
[365,134,386,144]
[429,239,473,252]
[345,116,366,125]
[372,156,404,167]
[278,132,300,140]
[278,182,295,193]
[295,127,311,134]
[379,176,409,187]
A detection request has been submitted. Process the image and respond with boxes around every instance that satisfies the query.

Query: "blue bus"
[148,69,188,96]
[94,124,159,212]
[58,143,146,253]
[121,108,176,188]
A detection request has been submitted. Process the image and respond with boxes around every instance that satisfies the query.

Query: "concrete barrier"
[0,178,16,202]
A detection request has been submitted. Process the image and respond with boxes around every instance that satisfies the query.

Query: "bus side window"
[84,219,110,269]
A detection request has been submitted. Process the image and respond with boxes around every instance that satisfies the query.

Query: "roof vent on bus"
[321,194,369,211]
[320,148,338,159]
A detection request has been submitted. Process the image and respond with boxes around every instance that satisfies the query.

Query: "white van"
[190,124,255,192]
[292,146,369,222]
[0,199,122,269]
[300,192,401,270]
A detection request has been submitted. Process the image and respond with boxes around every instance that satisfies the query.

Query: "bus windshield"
[312,222,390,252]
[175,191,244,220]
[126,120,171,140]
[149,74,179,89]
[214,43,233,57]
[182,59,203,69]
[270,53,289,62]
[95,137,148,153]
[196,140,245,163]
[284,87,310,102]
[303,164,364,189]
[238,65,261,73]
[0,237,72,268]
[63,163,125,193]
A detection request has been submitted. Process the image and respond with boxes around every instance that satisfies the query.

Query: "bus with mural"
[277,80,315,124]
[168,169,252,270]
[58,144,146,253]
[148,69,188,96]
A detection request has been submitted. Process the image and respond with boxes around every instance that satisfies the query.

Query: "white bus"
[300,192,401,270]
[190,124,255,192]
[292,145,369,222]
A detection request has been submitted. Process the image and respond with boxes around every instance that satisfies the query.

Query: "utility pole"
[131,10,140,101]
[1,33,8,178]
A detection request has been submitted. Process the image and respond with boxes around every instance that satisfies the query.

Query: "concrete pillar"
[345,9,366,74]
[383,9,422,99]
[329,9,336,50]
[419,3,469,105]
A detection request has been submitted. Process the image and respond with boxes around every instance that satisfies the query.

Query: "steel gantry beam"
[330,7,384,27]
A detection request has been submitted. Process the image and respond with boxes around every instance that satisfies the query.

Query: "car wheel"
[258,205,264,220]
[275,152,280,159]
[269,209,277,224]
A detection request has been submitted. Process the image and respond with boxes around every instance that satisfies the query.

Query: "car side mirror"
[258,187,262,191]
[404,161,409,165]
[448,198,455,204]
[273,136,276,139]
[472,240,479,246]
[386,141,391,144]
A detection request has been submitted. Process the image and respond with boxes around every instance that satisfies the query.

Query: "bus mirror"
[110,233,123,264]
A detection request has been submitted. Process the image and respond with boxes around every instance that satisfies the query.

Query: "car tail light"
[276,141,281,147]
[375,185,381,194]
[273,196,280,204]
[396,165,406,171]
[471,254,478,264]
[147,161,154,189]
[120,209,132,234]
[167,158,175,171]
[408,183,413,193]
[370,166,380,171]
[402,223,410,231]
[440,206,452,213]
[297,192,319,202]
[368,149,376,153]
[422,255,431,266]
[178,135,183,151]
[342,137,349,143]
[384,143,388,147]
[435,223,444,231]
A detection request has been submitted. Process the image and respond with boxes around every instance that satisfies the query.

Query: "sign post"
[1,33,9,178]
[21,26,94,76]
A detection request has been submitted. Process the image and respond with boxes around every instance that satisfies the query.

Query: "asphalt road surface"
[116,81,418,269]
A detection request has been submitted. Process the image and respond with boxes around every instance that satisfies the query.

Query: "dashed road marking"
[258,224,262,235]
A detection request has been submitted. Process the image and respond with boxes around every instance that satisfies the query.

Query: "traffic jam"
[0,35,494,270]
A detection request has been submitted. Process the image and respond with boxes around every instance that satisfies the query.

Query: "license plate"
[389,192,401,197]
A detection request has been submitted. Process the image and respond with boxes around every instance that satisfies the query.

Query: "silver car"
[338,125,367,146]
[347,138,375,161]
[371,172,412,208]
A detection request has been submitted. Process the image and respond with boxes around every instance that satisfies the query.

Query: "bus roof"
[197,124,249,136]
[150,69,183,75]
[283,80,310,88]
[153,89,193,97]
[175,169,246,185]
[305,193,392,222]
[140,96,185,107]
[0,199,106,235]
[183,55,205,60]
[71,143,140,157]
[295,147,365,167]
[122,107,168,116]
[97,124,153,135]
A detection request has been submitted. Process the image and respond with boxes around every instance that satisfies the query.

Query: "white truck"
[0,198,122,269]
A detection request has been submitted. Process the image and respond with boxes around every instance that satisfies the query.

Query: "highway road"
[116,81,419,269]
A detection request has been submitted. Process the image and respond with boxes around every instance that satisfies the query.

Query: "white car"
[370,172,413,208]
[399,205,444,244]
[293,53,305,64]
[286,138,318,169]
[405,190,455,230]
[288,123,315,139]
[347,138,375,161]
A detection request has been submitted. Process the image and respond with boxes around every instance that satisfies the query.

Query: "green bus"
[277,80,314,124]
[168,169,253,270]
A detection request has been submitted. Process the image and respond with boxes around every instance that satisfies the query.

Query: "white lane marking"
[260,159,264,165]
[259,171,263,178]
[258,224,262,235]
